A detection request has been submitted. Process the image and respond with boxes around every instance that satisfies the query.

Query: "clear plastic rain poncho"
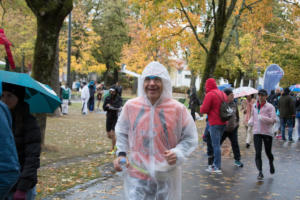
[115,61,198,200]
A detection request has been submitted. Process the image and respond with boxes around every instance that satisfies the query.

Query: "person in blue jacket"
[0,81,20,200]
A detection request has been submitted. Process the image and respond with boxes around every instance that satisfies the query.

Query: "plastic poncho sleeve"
[115,103,130,155]
[170,106,198,165]
[259,105,276,125]
[0,102,20,199]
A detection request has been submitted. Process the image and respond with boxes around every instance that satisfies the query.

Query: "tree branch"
[160,25,190,40]
[204,4,213,39]
[0,0,6,27]
[220,0,245,56]
[212,0,217,29]
[282,0,300,8]
[178,0,208,54]
[226,0,238,21]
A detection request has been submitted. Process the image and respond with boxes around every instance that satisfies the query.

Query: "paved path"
[44,134,300,200]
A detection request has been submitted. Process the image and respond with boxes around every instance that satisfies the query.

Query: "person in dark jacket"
[295,94,300,141]
[189,87,201,121]
[278,88,295,141]
[220,88,243,167]
[1,83,41,200]
[115,82,122,97]
[88,81,96,112]
[103,87,122,154]
[0,83,20,200]
[267,90,276,106]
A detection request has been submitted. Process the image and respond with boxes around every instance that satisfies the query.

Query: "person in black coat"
[296,94,300,141]
[88,81,96,112]
[188,88,200,121]
[103,87,122,154]
[1,83,41,200]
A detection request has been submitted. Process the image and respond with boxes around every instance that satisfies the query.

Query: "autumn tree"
[59,0,105,77]
[263,1,300,87]
[25,0,73,145]
[0,0,36,70]
[92,0,130,84]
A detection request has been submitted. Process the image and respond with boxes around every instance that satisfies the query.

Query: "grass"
[37,102,115,199]
[41,102,111,165]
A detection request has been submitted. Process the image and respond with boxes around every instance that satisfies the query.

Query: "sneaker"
[205,165,213,172]
[234,160,244,168]
[257,172,264,180]
[282,138,286,141]
[270,162,275,174]
[211,167,222,174]
[107,149,116,155]
[276,135,282,139]
[206,166,222,174]
[246,143,250,148]
[289,138,294,142]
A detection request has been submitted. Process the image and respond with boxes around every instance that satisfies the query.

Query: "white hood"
[138,61,172,101]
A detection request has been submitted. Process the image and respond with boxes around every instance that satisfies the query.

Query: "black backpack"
[213,91,233,121]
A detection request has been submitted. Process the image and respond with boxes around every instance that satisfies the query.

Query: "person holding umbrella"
[0,81,20,200]
[1,83,41,200]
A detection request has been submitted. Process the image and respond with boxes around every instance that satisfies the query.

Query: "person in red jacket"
[200,78,227,173]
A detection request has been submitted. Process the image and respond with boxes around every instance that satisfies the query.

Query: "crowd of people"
[199,80,300,181]
[1,60,300,200]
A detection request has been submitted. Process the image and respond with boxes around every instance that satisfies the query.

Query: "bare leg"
[111,130,116,151]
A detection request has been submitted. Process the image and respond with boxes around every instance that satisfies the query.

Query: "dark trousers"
[253,134,274,172]
[221,127,241,161]
[204,123,214,165]
[191,108,196,121]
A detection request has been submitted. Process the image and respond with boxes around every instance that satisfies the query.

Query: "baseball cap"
[258,89,268,96]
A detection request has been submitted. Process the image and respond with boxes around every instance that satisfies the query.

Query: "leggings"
[253,134,274,171]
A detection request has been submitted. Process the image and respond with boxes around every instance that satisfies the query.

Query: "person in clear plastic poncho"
[113,61,198,200]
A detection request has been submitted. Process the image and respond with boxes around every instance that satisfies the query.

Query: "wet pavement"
[44,134,300,200]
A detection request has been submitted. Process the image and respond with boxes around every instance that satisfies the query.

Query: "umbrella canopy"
[218,84,231,91]
[289,84,300,92]
[233,87,258,98]
[0,70,61,113]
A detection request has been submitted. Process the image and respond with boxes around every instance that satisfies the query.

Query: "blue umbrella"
[0,70,61,113]
[289,84,300,92]
[218,84,231,91]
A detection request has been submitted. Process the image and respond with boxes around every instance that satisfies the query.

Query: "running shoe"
[234,160,244,168]
[257,172,264,180]
[270,162,275,174]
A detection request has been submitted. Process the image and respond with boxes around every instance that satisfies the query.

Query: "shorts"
[106,115,118,132]
[97,93,102,101]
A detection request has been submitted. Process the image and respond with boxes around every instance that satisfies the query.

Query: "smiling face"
[143,76,163,105]
[1,91,19,110]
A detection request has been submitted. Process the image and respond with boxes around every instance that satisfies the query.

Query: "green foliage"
[92,0,130,77]
[263,1,300,86]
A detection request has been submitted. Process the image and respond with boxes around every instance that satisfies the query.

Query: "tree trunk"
[235,69,243,88]
[243,78,250,86]
[25,0,73,145]
[104,64,110,85]
[113,68,119,83]
[52,40,62,117]
[190,69,196,89]
[199,1,227,99]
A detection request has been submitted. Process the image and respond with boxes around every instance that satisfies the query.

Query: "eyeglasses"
[144,76,162,83]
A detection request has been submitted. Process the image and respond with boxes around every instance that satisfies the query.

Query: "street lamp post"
[67,12,72,88]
